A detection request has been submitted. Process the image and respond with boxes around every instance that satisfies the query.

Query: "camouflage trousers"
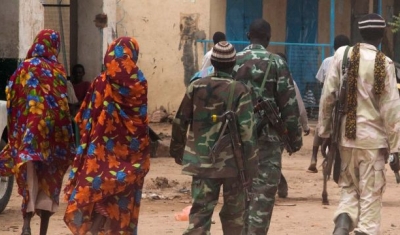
[183,176,246,235]
[333,147,387,235]
[245,141,282,235]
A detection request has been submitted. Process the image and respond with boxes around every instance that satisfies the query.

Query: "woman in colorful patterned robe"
[0,29,75,235]
[64,37,150,235]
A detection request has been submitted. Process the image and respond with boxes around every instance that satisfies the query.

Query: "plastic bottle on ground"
[175,205,192,221]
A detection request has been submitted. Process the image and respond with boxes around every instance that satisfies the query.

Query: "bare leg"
[22,212,33,235]
[39,210,52,235]
[307,146,319,173]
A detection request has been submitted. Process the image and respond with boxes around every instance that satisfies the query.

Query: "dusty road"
[0,123,399,235]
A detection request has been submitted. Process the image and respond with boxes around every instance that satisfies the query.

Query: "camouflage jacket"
[233,44,302,150]
[170,72,257,178]
[319,44,400,152]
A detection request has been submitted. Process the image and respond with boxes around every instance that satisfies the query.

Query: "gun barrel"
[395,172,400,184]
[239,170,250,201]
[324,146,337,177]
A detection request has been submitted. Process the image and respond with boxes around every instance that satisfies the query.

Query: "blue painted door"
[226,0,263,50]
[286,0,319,101]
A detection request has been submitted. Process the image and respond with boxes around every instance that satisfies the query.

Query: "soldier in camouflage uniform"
[233,19,303,234]
[319,14,400,235]
[170,41,257,235]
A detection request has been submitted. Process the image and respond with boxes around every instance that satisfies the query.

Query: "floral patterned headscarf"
[26,29,61,62]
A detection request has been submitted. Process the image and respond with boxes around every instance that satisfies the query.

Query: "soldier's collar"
[213,71,233,78]
[245,44,266,50]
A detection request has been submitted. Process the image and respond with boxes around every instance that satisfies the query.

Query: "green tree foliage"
[389,13,400,33]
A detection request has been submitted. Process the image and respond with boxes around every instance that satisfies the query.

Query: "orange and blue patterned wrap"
[64,37,150,235]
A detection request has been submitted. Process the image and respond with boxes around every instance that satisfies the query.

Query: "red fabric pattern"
[0,29,75,215]
[64,37,150,235]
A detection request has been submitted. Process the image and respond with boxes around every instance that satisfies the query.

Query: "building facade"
[0,0,398,113]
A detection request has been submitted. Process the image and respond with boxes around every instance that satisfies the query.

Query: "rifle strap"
[339,46,351,104]
[259,54,274,97]
[227,81,236,111]
[342,46,350,75]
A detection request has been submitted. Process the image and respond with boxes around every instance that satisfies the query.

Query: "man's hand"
[303,127,310,136]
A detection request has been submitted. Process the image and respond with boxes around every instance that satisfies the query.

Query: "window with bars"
[43,0,71,75]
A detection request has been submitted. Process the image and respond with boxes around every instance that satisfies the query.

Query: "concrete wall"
[262,0,287,55]
[118,0,210,113]
[19,0,44,59]
[76,0,104,81]
[0,0,19,58]
[103,0,117,56]
[210,1,226,42]
[263,0,287,44]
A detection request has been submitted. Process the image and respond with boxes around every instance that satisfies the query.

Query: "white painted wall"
[0,0,19,58]
[118,0,211,113]
[103,0,117,52]
[18,0,45,59]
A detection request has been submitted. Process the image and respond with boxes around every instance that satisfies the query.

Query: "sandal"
[21,227,31,235]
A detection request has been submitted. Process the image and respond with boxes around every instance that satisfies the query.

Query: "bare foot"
[307,164,318,173]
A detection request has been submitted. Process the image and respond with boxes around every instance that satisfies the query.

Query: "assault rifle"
[322,47,350,205]
[209,111,250,201]
[254,99,294,155]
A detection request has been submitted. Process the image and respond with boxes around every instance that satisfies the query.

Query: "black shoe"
[332,213,351,235]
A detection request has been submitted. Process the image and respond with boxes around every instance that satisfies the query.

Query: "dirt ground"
[0,122,399,235]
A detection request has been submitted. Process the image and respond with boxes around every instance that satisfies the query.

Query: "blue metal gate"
[286,0,319,101]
